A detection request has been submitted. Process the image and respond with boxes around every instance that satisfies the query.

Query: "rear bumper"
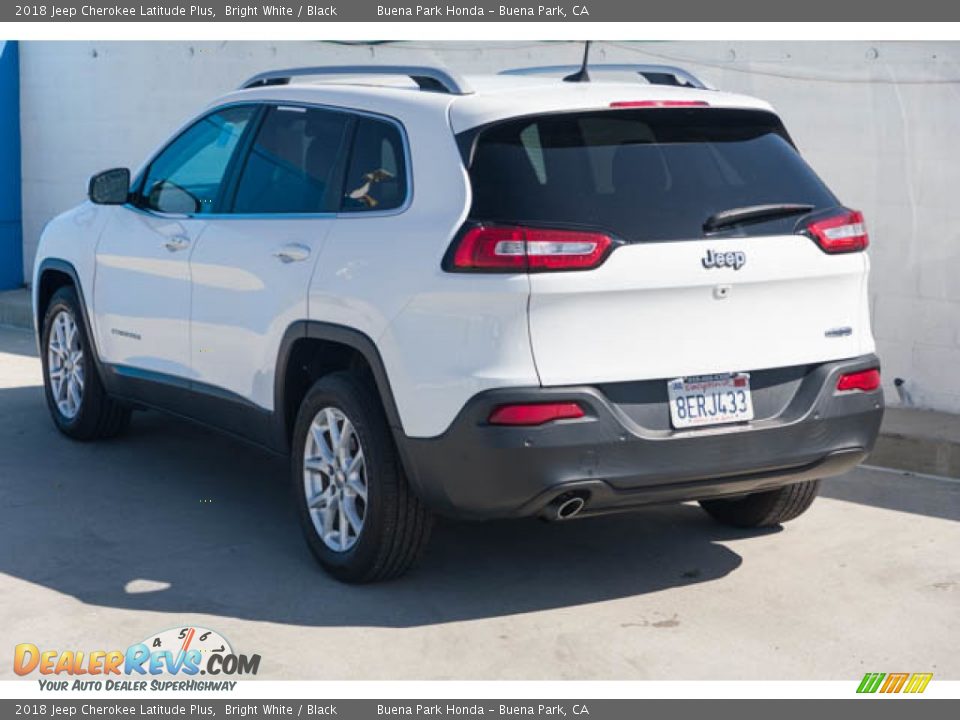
[400,354,884,519]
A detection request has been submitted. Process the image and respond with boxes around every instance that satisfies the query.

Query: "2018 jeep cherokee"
[33,63,884,582]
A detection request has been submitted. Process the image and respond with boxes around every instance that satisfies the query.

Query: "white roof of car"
[218,70,776,134]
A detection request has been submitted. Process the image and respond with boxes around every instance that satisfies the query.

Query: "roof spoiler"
[500,63,713,90]
[240,65,474,95]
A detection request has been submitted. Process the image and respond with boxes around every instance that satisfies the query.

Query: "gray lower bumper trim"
[400,354,884,519]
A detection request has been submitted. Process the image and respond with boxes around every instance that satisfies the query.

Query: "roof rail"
[240,65,474,95]
[500,64,712,90]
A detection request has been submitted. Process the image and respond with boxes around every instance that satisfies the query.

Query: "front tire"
[41,286,130,440]
[291,372,433,583]
[699,480,821,528]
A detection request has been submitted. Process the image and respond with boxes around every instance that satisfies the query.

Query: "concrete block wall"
[17,41,960,413]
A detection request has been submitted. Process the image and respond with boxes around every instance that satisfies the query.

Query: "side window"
[231,106,350,214]
[341,117,408,213]
[140,106,254,215]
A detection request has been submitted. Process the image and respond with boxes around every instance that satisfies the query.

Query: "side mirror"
[88,168,130,205]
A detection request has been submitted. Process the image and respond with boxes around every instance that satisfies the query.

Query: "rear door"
[466,108,869,386]
[188,104,352,409]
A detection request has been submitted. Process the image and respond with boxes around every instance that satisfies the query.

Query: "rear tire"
[41,286,131,441]
[699,479,821,528]
[291,371,433,583]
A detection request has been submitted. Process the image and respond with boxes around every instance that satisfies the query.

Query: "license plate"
[667,372,754,429]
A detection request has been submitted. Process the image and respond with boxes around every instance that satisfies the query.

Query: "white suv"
[33,63,884,582]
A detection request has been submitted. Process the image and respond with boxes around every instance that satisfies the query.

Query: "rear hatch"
[461,107,870,390]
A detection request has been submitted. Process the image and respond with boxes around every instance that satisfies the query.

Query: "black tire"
[40,286,131,441]
[699,479,821,528]
[291,371,433,583]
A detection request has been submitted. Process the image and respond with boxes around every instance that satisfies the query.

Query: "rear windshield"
[465,108,837,242]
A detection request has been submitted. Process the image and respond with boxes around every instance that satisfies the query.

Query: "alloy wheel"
[303,407,368,552]
[47,310,84,419]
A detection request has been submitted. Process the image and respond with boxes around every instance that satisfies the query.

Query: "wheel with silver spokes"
[303,407,368,552]
[41,285,130,440]
[291,371,433,583]
[47,309,85,419]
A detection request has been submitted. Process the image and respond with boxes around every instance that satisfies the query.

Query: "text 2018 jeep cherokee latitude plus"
[33,64,884,582]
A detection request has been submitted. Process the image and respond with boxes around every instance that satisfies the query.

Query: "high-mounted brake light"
[836,368,881,393]
[488,402,586,426]
[450,226,614,272]
[609,100,709,108]
[803,209,869,254]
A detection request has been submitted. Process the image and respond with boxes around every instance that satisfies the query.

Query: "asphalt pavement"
[1,324,957,680]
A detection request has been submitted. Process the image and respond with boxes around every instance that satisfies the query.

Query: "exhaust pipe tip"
[557,496,585,519]
[541,493,587,522]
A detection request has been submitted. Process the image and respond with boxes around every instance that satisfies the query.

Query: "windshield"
[465,108,838,242]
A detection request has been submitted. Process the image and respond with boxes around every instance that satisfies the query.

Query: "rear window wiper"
[703,203,815,233]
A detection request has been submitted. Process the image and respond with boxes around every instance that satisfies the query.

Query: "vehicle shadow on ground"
[0,383,771,628]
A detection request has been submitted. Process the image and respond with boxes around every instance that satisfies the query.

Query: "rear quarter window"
[340,117,408,213]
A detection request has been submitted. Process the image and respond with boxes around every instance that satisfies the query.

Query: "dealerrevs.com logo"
[13,626,261,691]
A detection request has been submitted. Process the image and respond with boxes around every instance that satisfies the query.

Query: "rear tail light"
[836,368,881,393]
[803,209,869,253]
[449,225,614,273]
[610,100,709,108]
[488,402,586,426]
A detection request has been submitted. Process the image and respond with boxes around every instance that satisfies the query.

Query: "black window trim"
[126,100,413,220]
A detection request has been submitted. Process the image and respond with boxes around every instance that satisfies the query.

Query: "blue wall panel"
[0,41,23,290]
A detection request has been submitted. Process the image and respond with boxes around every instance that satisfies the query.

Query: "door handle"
[273,244,311,264]
[164,235,190,252]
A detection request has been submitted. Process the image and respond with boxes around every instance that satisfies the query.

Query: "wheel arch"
[274,321,407,455]
[35,259,106,382]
